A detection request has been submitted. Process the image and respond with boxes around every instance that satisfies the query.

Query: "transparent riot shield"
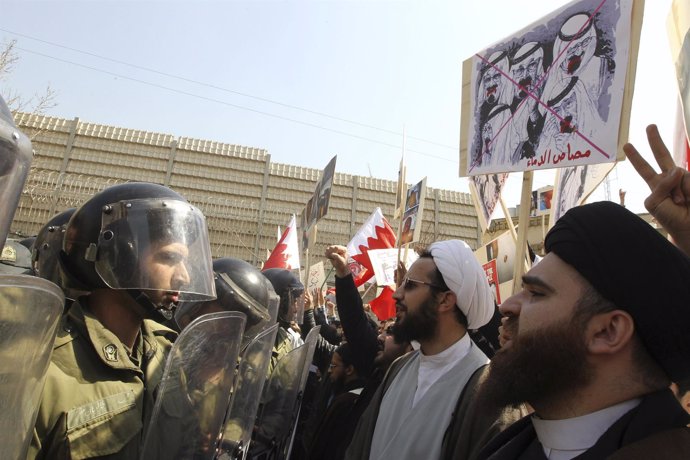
[0,98,33,246]
[215,323,279,460]
[280,325,320,460]
[0,275,64,459]
[249,343,309,458]
[249,326,320,460]
[141,311,246,460]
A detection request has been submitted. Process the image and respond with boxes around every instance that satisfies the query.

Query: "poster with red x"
[459,0,644,177]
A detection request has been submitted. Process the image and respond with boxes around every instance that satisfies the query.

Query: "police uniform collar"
[67,298,175,373]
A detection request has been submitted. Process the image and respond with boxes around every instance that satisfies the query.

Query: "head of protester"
[176,257,278,342]
[0,95,33,247]
[373,319,411,370]
[60,182,216,321]
[262,267,305,327]
[392,239,495,351]
[328,342,364,393]
[478,201,690,459]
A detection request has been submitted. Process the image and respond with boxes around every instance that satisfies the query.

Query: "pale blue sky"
[1,0,679,214]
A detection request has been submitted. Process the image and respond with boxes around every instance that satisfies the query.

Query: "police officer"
[262,268,305,372]
[176,257,277,344]
[29,182,216,459]
[31,208,87,308]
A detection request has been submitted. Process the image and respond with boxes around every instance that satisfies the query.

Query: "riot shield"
[215,323,279,460]
[0,275,64,459]
[281,325,320,460]
[249,326,320,460]
[141,311,246,460]
[0,98,33,246]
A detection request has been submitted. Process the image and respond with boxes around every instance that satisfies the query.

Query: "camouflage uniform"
[29,299,175,459]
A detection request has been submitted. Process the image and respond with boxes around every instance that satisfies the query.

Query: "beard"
[393,296,438,343]
[477,316,593,410]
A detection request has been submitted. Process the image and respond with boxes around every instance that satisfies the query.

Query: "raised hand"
[623,124,690,255]
[325,245,351,278]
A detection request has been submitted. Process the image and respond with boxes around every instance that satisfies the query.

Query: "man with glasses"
[374,319,411,371]
[344,240,525,460]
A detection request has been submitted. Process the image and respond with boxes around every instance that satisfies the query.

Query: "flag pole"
[321,266,334,291]
[361,282,376,299]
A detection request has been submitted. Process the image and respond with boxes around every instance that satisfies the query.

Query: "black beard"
[477,316,592,410]
[392,296,438,343]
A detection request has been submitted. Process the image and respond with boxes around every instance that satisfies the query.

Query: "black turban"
[545,201,690,382]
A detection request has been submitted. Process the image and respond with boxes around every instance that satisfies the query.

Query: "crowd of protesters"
[2,72,690,460]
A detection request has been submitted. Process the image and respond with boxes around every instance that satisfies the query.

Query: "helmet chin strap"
[128,289,175,321]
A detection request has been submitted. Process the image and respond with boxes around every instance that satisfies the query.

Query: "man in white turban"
[346,240,525,460]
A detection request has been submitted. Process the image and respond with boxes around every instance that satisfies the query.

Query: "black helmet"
[19,237,35,251]
[32,208,87,300]
[0,95,33,246]
[262,268,304,324]
[176,258,279,342]
[61,182,216,319]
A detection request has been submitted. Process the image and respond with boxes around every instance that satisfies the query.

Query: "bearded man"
[345,240,525,460]
[477,202,690,459]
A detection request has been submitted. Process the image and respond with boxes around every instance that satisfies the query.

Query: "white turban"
[428,239,494,329]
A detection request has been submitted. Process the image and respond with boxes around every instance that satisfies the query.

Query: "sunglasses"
[401,277,444,291]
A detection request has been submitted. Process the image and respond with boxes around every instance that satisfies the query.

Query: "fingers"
[644,167,684,214]
[325,245,347,259]
[623,141,657,185]
[646,124,676,172]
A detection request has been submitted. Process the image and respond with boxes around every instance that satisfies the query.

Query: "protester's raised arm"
[624,124,690,256]
[325,245,351,278]
[325,245,377,377]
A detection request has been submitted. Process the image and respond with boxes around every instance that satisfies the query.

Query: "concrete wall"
[12,112,481,268]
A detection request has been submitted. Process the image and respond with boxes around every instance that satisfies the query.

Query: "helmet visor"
[175,272,273,340]
[95,198,215,301]
[289,287,306,324]
[0,116,32,246]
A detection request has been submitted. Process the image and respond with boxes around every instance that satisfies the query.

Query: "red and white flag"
[346,208,397,287]
[263,215,300,271]
[370,285,396,321]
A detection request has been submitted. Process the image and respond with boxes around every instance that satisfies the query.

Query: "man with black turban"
[475,201,690,459]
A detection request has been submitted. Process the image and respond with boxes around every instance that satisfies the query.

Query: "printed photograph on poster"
[483,259,501,305]
[485,231,516,285]
[537,186,553,215]
[469,173,509,232]
[309,155,338,226]
[462,0,635,176]
[475,230,517,302]
[300,203,311,251]
[367,248,419,286]
[399,178,427,246]
[551,161,616,223]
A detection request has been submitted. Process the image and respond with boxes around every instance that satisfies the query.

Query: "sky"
[1,0,681,217]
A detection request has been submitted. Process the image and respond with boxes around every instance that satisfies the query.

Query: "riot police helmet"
[176,257,279,341]
[262,268,304,325]
[61,182,216,320]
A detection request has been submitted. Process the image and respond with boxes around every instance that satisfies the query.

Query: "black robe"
[476,389,690,459]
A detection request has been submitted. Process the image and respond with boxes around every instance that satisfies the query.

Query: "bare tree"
[1,39,58,116]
